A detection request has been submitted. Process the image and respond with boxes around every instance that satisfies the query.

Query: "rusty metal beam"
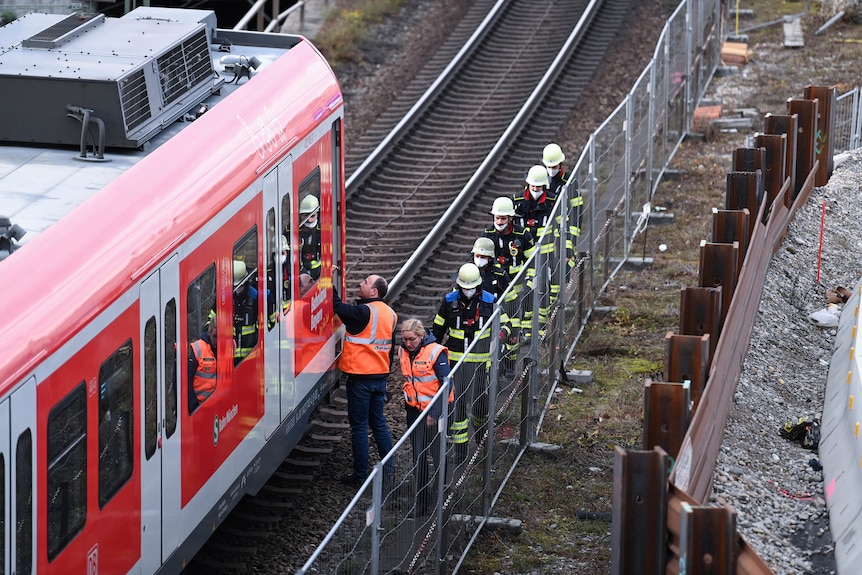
[711,209,749,277]
[763,113,798,206]
[664,333,710,409]
[731,147,765,173]
[787,98,818,201]
[751,134,786,211]
[643,381,690,459]
[725,172,762,237]
[679,285,722,364]
[803,85,837,185]
[698,241,739,324]
[679,503,737,574]
[611,447,669,575]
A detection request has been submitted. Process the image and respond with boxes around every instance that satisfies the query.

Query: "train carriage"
[0,7,344,573]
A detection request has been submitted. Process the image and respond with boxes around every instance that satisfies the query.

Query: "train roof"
[0,6,332,246]
[0,7,343,390]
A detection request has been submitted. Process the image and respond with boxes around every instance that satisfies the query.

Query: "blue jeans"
[346,376,394,479]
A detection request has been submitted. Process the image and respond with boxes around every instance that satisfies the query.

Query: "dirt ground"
[328,0,862,572]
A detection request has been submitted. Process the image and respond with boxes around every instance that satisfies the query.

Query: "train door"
[10,378,35,574]
[278,159,296,418]
[262,158,295,437]
[140,255,182,573]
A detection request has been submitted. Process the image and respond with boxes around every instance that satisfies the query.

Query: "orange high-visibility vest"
[338,301,397,375]
[191,339,217,402]
[399,343,452,410]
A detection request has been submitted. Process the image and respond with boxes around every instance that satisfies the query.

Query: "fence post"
[803,85,837,185]
[679,285,722,365]
[664,333,710,409]
[698,241,739,325]
[752,134,787,208]
[711,208,749,277]
[787,98,818,200]
[763,113,799,205]
[643,380,690,458]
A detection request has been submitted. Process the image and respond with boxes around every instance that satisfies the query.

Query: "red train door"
[140,255,182,573]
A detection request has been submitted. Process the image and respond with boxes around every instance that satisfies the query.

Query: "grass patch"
[315,0,406,66]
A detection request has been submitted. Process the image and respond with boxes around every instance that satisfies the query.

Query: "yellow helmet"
[542,143,565,167]
[456,263,482,289]
[525,164,550,187]
[233,260,247,286]
[299,195,320,214]
[471,237,496,258]
[490,196,515,216]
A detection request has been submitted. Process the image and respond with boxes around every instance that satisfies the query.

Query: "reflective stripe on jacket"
[338,300,398,375]
[191,339,217,402]
[400,343,452,411]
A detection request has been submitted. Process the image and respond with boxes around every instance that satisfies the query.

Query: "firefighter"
[267,234,290,328]
[514,165,558,333]
[299,195,322,280]
[232,259,259,364]
[471,236,510,299]
[543,143,582,282]
[483,197,534,370]
[432,263,507,463]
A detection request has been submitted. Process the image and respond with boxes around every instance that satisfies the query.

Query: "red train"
[0,7,344,574]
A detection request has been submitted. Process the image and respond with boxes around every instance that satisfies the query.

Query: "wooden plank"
[784,17,804,48]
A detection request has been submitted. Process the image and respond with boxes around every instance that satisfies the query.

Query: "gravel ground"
[709,151,862,574]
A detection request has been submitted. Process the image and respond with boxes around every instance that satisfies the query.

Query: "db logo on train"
[87,544,98,575]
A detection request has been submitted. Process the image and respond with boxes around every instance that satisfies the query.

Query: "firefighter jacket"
[482,223,535,278]
[299,223,322,280]
[189,333,217,407]
[233,284,259,364]
[432,289,507,364]
[337,298,398,377]
[551,169,583,239]
[513,187,557,245]
[399,333,452,418]
[478,260,511,299]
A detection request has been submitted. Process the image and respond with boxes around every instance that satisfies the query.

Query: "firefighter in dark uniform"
[514,165,558,334]
[432,263,508,462]
[482,197,534,373]
[299,195,322,280]
[543,143,581,285]
[471,236,510,299]
[232,259,259,365]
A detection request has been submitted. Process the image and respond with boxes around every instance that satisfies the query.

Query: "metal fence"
[296,0,862,573]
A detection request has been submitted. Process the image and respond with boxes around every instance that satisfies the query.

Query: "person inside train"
[267,234,290,328]
[188,316,218,414]
[232,259,259,365]
[299,195,322,280]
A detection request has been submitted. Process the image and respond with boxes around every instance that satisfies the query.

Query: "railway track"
[343,0,634,318]
[185,0,662,572]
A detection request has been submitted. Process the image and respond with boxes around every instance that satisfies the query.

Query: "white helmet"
[280,235,289,251]
[456,263,482,289]
[300,195,319,214]
[542,143,565,167]
[471,237,496,258]
[525,165,550,187]
[490,196,516,216]
[233,260,247,286]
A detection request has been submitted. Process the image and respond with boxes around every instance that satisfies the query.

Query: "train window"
[97,341,134,508]
[144,317,157,460]
[187,265,217,415]
[165,298,178,437]
[281,195,293,312]
[46,385,85,561]
[232,227,260,366]
[16,430,31,574]
[298,169,322,295]
[266,208,284,330]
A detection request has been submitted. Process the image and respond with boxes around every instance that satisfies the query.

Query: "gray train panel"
[0,8,224,148]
